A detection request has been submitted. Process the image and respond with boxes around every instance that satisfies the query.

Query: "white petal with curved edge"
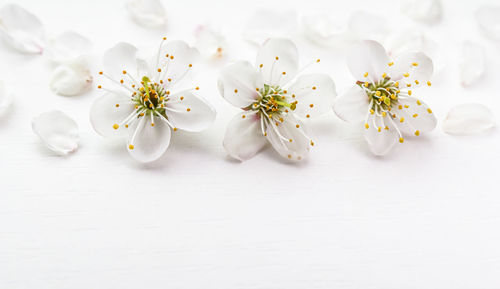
[0,4,44,53]
[0,81,12,115]
[459,41,485,87]
[103,42,144,82]
[223,111,267,161]
[364,113,398,156]
[393,96,437,135]
[218,61,262,108]
[50,59,93,96]
[194,24,227,60]
[90,91,136,137]
[442,103,495,135]
[287,73,336,119]
[390,51,434,85]
[256,38,299,86]
[157,40,200,87]
[165,92,216,132]
[401,0,442,24]
[334,85,369,123]
[347,40,390,82]
[243,8,297,46]
[43,31,92,63]
[476,6,500,41]
[127,114,171,163]
[126,0,166,28]
[32,110,79,155]
[301,14,347,47]
[266,114,311,161]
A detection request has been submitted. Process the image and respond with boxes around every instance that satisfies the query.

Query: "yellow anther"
[388,62,394,66]
[382,111,387,117]
[157,68,161,72]
[375,91,381,96]
[287,154,292,159]
[390,94,396,99]
[242,115,246,119]
[395,82,399,87]
[412,62,419,66]
[306,114,310,118]
[195,87,200,90]
[364,123,369,129]
[187,108,191,112]
[404,105,409,108]
[99,71,103,75]
[370,109,374,115]
[316,59,321,63]
[173,128,178,131]
[413,113,418,118]
[310,140,315,146]
[415,80,420,85]
[309,104,314,108]
[312,86,317,90]
[282,72,286,75]
[427,108,433,113]
[364,82,369,87]
[259,64,263,68]
[115,104,120,107]
[378,127,382,132]
[289,139,293,143]
[416,100,422,105]
[97,85,102,89]
[128,144,134,150]
[403,73,410,77]
[399,137,404,143]
[151,123,155,127]
[120,79,124,84]
[382,73,387,78]
[234,89,238,93]
[113,124,119,130]
[408,90,412,96]
[384,126,389,130]
[398,105,403,110]
[189,64,192,67]
[364,72,369,77]
[125,124,129,128]
[400,117,405,123]
[414,130,420,136]
[275,56,279,60]
[427,81,432,86]
[122,70,127,74]
[296,124,300,128]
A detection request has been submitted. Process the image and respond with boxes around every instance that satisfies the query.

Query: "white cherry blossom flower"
[334,40,437,156]
[90,38,216,163]
[442,103,495,135]
[218,38,336,161]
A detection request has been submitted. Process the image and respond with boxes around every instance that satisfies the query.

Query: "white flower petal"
[32,110,79,155]
[348,10,388,41]
[103,42,145,82]
[127,114,171,163]
[287,73,336,119]
[194,24,227,60]
[157,40,199,87]
[401,0,442,24]
[442,103,495,135]
[50,59,93,96]
[459,41,485,87]
[0,4,44,54]
[126,0,166,28]
[90,91,136,137]
[390,51,434,84]
[165,92,216,132]
[0,81,12,115]
[301,14,347,47]
[394,96,437,135]
[256,38,299,86]
[347,40,390,82]
[364,113,398,156]
[266,114,311,161]
[476,6,500,41]
[243,8,297,46]
[333,85,369,123]
[218,60,262,108]
[223,111,267,161]
[43,31,92,63]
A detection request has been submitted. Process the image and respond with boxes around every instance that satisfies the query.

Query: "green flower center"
[249,84,296,118]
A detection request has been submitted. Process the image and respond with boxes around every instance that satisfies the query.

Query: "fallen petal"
[243,8,297,46]
[194,24,227,60]
[32,110,79,155]
[442,103,495,135]
[126,0,166,28]
[459,41,485,87]
[476,6,500,41]
[0,4,45,53]
[401,0,442,24]
[50,58,93,96]
[43,31,92,63]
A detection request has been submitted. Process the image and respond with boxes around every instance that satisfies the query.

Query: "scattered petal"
[32,110,79,155]
[43,31,92,63]
[476,6,500,41]
[223,111,267,161]
[126,0,167,28]
[401,0,442,24]
[50,58,93,96]
[301,14,347,47]
[243,8,297,46]
[0,80,12,115]
[442,103,495,135]
[0,4,45,53]
[194,24,227,60]
[459,41,485,87]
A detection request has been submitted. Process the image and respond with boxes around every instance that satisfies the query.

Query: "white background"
[1,0,499,288]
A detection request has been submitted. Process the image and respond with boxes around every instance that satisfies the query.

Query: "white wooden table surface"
[1,0,499,288]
